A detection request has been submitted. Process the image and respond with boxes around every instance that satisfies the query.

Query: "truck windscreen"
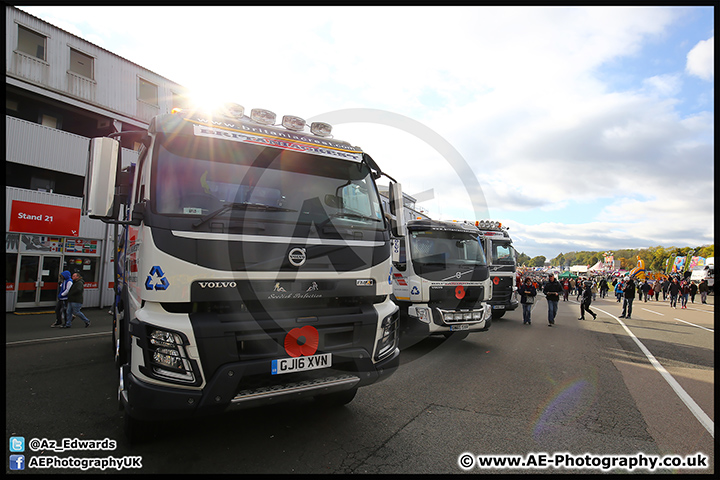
[410,230,487,267]
[151,134,384,233]
[491,241,516,265]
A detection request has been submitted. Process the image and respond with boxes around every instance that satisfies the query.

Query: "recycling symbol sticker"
[411,286,420,295]
[145,266,170,291]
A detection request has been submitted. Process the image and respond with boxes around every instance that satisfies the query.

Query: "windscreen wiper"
[193,202,297,229]
[329,212,382,223]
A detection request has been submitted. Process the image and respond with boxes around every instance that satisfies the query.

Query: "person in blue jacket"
[51,270,73,327]
[614,280,624,302]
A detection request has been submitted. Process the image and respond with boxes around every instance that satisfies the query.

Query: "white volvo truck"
[475,220,519,319]
[390,219,492,345]
[84,104,405,440]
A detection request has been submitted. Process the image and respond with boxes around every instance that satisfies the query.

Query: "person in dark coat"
[542,273,562,327]
[519,277,537,325]
[578,282,597,320]
[63,272,91,328]
[668,277,680,308]
[689,281,698,304]
[641,281,651,302]
[698,279,709,304]
[619,278,635,319]
[680,281,690,309]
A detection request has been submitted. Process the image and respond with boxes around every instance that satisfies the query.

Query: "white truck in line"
[84,103,405,441]
[390,219,492,344]
[475,220,519,319]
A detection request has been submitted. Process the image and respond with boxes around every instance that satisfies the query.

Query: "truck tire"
[314,388,358,407]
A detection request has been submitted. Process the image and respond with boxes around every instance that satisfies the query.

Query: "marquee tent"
[589,261,605,272]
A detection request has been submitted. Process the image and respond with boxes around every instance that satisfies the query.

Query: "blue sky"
[16,6,714,261]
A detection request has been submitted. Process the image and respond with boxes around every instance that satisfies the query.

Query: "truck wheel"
[314,388,358,407]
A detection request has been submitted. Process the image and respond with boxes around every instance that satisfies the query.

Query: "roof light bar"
[251,108,276,125]
[477,220,502,229]
[282,115,306,131]
[223,103,245,119]
[310,122,332,137]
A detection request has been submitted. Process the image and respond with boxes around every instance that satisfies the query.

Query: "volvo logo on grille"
[198,281,237,288]
[288,247,307,267]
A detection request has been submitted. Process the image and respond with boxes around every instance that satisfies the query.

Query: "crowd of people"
[515,273,711,326]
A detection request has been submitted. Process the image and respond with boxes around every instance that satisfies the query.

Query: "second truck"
[390,218,492,344]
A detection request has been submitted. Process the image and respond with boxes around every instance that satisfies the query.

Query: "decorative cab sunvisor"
[189,121,363,162]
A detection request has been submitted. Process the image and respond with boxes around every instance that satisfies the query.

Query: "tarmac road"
[5,294,714,474]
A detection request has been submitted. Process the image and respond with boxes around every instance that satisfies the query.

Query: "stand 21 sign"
[9,201,81,237]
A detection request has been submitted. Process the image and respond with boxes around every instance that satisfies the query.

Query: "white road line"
[594,307,714,439]
[639,308,712,332]
[6,331,111,346]
[673,318,714,333]
[686,306,715,314]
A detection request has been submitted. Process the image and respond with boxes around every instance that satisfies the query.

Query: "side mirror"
[84,138,119,220]
[388,182,406,238]
[324,194,344,209]
[129,202,145,226]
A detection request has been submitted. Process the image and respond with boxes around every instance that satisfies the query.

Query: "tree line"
[517,245,715,271]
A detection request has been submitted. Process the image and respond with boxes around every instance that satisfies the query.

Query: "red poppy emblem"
[284,325,319,358]
[455,285,466,299]
[493,277,500,285]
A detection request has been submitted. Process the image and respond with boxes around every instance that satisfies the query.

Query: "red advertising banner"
[9,201,81,237]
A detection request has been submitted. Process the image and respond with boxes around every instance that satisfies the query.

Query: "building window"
[69,48,94,79]
[40,113,60,129]
[138,78,158,106]
[17,25,47,61]
[29,172,56,192]
[5,163,84,198]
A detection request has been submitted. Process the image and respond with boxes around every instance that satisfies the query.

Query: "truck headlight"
[148,328,196,383]
[413,307,431,324]
[375,312,399,361]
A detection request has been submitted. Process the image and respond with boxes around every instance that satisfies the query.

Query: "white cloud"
[13,5,713,259]
[642,74,682,96]
[686,36,714,81]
